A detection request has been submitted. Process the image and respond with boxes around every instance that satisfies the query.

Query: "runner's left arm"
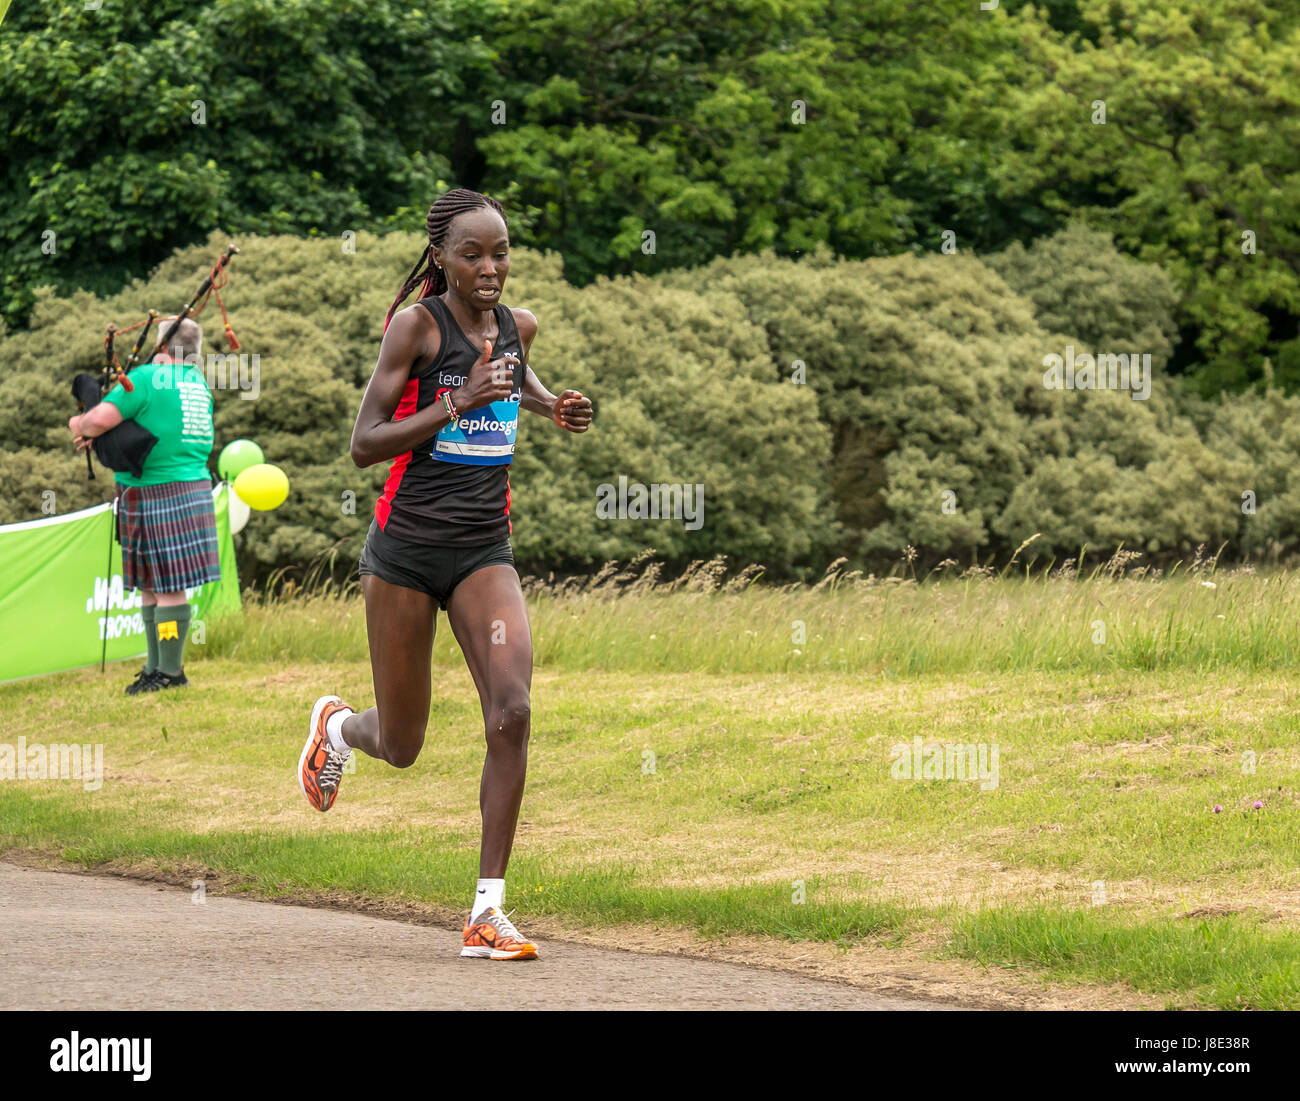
[512,308,592,432]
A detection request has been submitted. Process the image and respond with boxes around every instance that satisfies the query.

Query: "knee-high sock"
[140,603,160,673]
[155,604,192,677]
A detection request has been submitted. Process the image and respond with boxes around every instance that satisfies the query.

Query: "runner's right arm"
[350,307,515,468]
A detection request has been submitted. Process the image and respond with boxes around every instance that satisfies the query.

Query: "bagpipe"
[72,244,240,480]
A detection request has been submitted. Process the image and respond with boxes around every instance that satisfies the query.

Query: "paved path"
[0,863,953,1010]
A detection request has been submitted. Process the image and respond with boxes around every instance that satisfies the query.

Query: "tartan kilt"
[116,479,221,593]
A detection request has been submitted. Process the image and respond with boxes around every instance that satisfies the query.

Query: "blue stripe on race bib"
[432,398,520,465]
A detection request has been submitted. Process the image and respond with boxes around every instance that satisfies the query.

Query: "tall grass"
[204,543,1300,675]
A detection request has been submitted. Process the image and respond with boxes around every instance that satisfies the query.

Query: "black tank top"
[374,296,527,546]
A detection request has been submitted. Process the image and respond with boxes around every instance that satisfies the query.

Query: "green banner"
[0,484,241,683]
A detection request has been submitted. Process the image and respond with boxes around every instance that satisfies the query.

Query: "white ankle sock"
[324,706,353,754]
[471,878,505,921]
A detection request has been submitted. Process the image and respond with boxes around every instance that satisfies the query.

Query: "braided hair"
[383,188,508,333]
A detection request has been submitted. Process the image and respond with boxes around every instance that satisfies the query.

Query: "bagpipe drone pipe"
[72,244,240,482]
[71,311,161,482]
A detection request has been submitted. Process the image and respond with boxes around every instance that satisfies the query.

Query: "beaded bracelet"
[442,390,460,423]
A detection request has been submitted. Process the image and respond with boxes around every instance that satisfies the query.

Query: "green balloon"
[218,439,264,482]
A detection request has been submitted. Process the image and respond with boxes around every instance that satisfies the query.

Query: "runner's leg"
[341,574,437,768]
[445,564,533,878]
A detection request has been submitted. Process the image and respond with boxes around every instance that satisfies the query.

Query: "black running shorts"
[358,518,517,606]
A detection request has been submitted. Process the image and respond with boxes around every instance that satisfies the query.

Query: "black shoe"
[125,667,158,695]
[139,670,189,692]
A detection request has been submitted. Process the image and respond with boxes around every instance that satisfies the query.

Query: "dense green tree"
[2,0,1055,333]
[986,223,1180,370]
[0,233,832,582]
[1188,370,1300,559]
[660,249,1048,561]
[991,0,1300,392]
[481,0,1035,283]
[6,231,1296,579]
[7,0,1298,401]
[0,0,482,327]
[661,239,1253,565]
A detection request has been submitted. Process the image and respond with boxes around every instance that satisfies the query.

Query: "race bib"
[432,396,520,465]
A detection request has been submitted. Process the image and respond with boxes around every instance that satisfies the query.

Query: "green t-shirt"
[102,360,214,487]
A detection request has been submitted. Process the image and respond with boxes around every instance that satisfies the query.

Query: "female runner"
[298,188,591,960]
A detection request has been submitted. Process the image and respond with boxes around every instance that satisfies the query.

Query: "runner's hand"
[552,390,592,433]
[451,340,519,413]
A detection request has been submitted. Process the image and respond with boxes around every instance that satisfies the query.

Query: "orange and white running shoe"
[461,907,539,960]
[299,695,353,812]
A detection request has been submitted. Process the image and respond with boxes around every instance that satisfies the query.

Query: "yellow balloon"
[233,463,290,511]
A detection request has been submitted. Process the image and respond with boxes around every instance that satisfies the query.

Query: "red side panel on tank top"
[374,378,420,530]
